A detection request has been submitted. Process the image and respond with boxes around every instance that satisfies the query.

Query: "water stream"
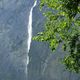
[27,0,37,76]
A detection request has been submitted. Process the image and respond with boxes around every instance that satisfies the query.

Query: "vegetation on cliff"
[33,0,80,73]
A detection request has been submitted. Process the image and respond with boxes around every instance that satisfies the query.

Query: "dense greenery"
[33,0,80,73]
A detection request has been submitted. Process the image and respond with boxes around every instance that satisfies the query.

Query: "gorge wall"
[0,0,80,80]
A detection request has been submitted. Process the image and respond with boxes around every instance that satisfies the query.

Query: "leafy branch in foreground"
[33,0,80,73]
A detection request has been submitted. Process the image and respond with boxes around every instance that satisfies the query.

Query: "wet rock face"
[0,0,34,80]
[0,0,80,80]
[28,1,80,80]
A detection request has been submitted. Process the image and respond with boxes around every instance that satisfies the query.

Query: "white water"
[26,0,37,74]
[27,1,37,53]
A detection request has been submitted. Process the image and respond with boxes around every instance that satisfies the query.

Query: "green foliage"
[33,0,80,73]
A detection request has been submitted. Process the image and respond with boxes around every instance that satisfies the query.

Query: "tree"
[33,0,80,73]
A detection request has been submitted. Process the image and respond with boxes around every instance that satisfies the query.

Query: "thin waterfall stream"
[26,0,37,75]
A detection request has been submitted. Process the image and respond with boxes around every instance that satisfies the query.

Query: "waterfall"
[26,0,37,74]
[27,0,37,53]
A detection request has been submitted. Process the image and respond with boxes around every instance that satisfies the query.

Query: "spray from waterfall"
[27,0,37,67]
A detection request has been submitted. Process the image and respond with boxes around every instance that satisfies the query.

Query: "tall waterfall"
[26,0,37,73]
[27,0,37,53]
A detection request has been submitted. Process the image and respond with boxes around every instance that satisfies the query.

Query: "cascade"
[26,0,37,75]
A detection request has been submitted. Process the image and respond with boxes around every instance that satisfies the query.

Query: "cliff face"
[28,1,80,80]
[0,0,34,80]
[0,0,80,80]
